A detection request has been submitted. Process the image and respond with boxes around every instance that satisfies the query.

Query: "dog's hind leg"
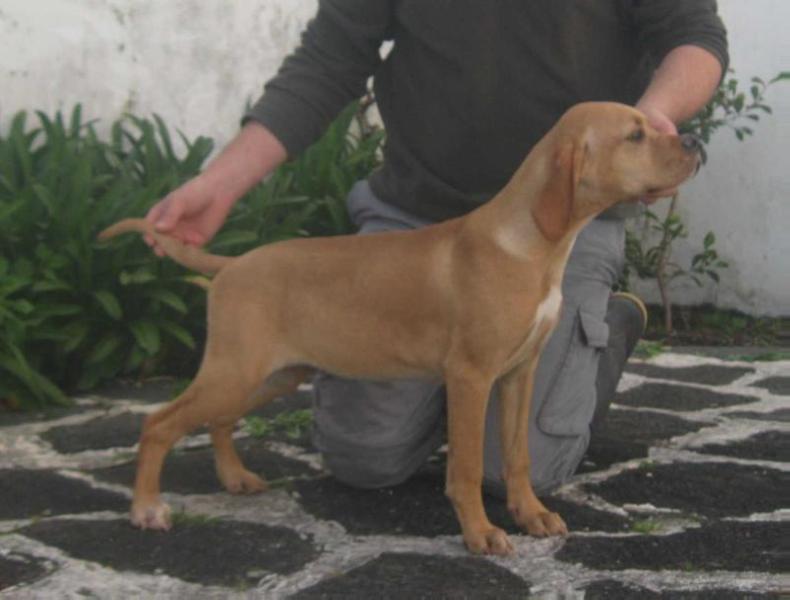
[130,361,264,530]
[210,366,313,495]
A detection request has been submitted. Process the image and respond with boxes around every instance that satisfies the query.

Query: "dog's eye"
[627,129,645,142]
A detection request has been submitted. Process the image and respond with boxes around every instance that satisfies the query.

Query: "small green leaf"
[32,280,72,293]
[61,321,91,353]
[210,230,260,250]
[159,320,196,349]
[93,290,123,320]
[144,289,188,314]
[120,269,157,286]
[85,333,125,365]
[129,320,161,355]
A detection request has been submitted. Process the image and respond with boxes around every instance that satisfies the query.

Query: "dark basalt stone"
[725,408,790,423]
[91,378,182,404]
[41,411,146,453]
[579,408,711,473]
[615,383,759,412]
[294,463,631,536]
[92,437,317,495]
[582,579,780,599]
[556,521,788,573]
[0,553,50,592]
[0,469,127,520]
[625,363,754,386]
[695,430,789,462]
[750,376,790,396]
[292,552,531,599]
[21,518,320,588]
[587,462,789,519]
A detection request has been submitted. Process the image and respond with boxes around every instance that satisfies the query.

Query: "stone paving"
[0,351,787,598]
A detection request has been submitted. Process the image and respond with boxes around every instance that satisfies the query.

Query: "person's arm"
[636,44,723,135]
[247,0,393,159]
[631,0,728,132]
[627,0,728,201]
[146,0,393,252]
[145,122,286,253]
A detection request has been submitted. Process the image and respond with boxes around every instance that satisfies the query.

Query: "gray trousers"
[312,181,625,495]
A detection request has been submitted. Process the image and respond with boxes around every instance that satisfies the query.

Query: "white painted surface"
[0,0,787,315]
[629,0,790,317]
[0,0,318,144]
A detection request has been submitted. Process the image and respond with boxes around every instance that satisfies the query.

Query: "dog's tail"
[98,218,232,276]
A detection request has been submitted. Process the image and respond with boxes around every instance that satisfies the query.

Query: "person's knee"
[322,446,425,489]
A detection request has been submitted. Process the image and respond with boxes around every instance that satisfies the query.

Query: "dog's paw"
[464,526,514,556]
[130,501,172,531]
[517,510,568,538]
[220,468,268,495]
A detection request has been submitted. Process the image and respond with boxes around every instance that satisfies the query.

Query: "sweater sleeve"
[629,0,729,75]
[244,0,393,158]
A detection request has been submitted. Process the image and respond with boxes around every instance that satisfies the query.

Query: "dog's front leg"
[445,367,513,555]
[498,360,568,537]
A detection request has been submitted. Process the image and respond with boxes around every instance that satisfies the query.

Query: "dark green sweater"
[247,0,728,222]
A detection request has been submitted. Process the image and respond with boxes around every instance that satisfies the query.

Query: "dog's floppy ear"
[531,141,586,242]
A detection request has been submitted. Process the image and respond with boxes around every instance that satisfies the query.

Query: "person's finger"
[183,230,205,246]
[143,201,168,249]
[154,196,184,232]
[647,109,677,135]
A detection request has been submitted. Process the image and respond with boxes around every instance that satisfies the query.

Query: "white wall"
[629,0,790,317]
[0,0,318,144]
[1,0,787,315]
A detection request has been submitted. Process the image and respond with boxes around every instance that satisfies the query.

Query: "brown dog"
[99,102,700,555]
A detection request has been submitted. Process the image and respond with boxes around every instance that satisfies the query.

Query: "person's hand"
[144,176,232,256]
[636,104,680,205]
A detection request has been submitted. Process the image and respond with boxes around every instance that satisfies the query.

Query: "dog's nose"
[680,134,702,154]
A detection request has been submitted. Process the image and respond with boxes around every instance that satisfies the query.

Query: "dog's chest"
[533,285,562,331]
[503,284,562,371]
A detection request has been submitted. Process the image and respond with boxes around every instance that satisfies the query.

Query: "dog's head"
[530,102,701,241]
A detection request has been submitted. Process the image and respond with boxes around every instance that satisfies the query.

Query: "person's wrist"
[636,100,678,135]
[195,168,240,213]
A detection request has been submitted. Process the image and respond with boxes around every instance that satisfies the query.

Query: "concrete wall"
[628,0,790,317]
[1,0,787,315]
[0,0,318,143]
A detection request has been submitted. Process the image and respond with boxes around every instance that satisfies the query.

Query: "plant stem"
[656,193,679,335]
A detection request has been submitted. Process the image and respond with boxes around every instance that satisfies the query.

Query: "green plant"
[623,70,789,334]
[0,106,213,408]
[623,206,729,333]
[630,519,661,534]
[215,100,384,255]
[0,257,68,406]
[243,409,313,440]
[632,340,665,360]
[1,101,383,410]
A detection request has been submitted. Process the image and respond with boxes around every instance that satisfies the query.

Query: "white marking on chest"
[502,284,563,372]
[534,285,562,330]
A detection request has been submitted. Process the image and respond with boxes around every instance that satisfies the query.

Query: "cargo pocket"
[536,305,609,437]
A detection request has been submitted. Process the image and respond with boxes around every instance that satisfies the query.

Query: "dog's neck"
[480,154,589,265]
